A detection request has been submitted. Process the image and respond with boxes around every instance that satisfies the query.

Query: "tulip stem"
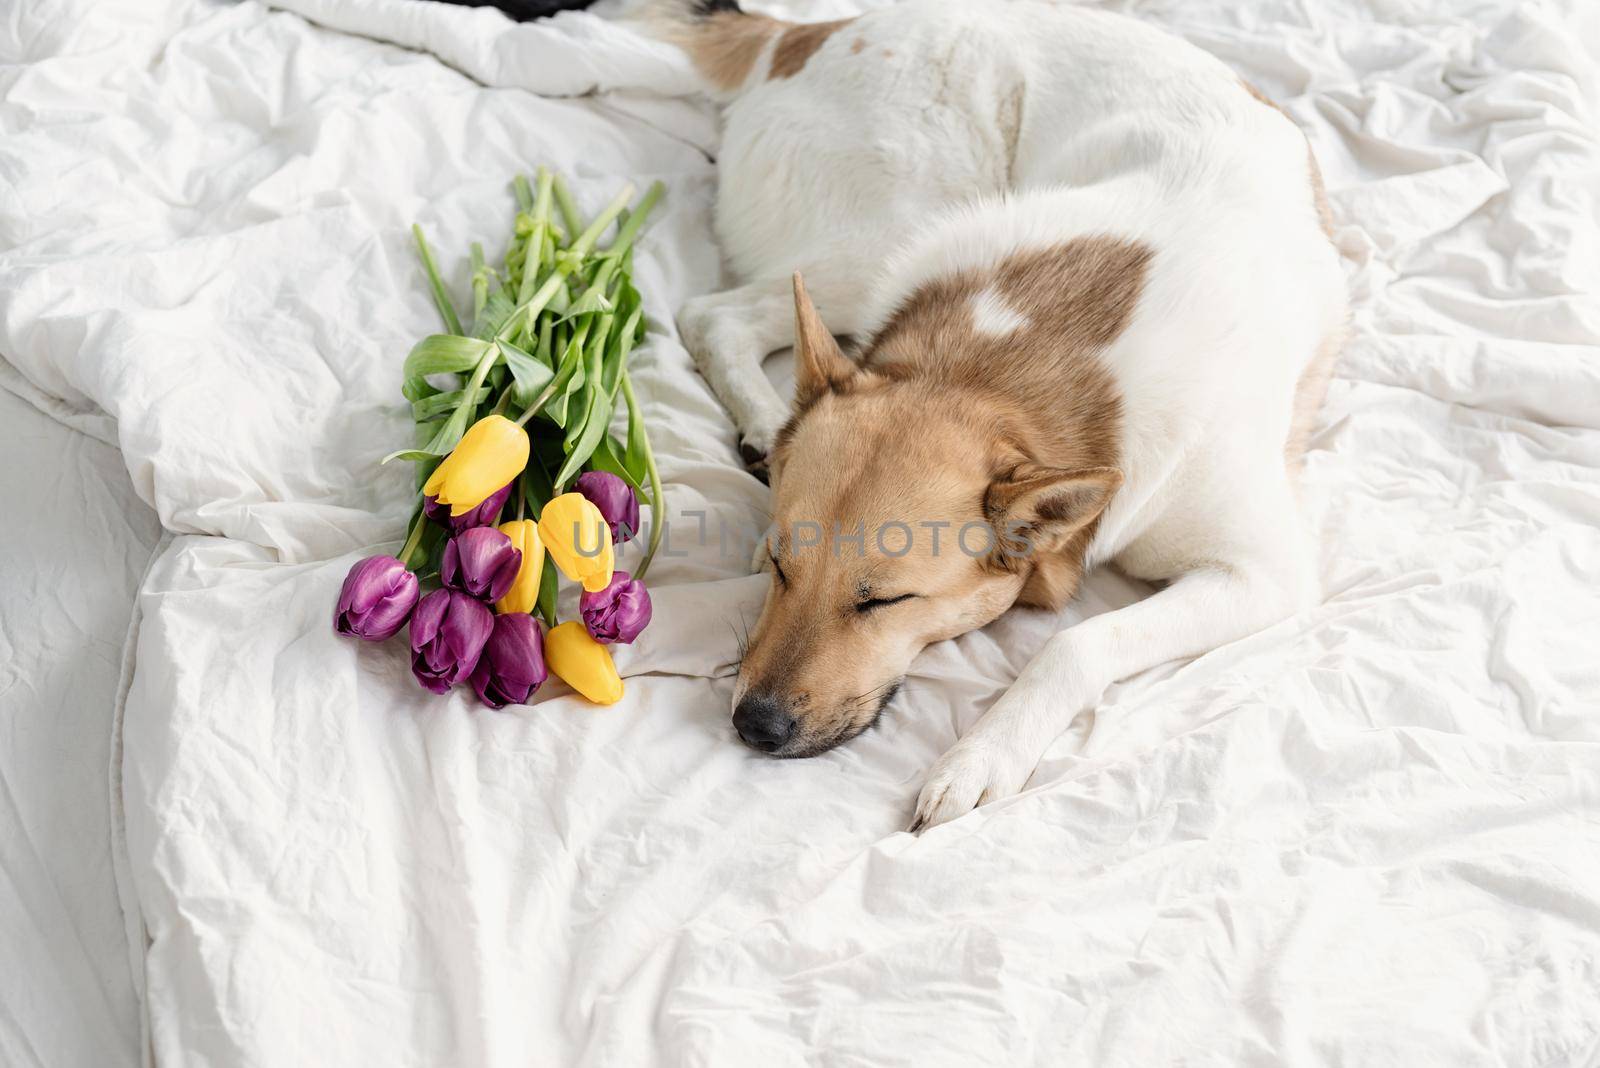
[518,168,554,307]
[398,513,428,570]
[411,225,464,337]
[494,182,634,347]
[622,372,665,581]
[513,380,561,428]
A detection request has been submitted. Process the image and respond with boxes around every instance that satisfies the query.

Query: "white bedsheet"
[0,376,159,1068]
[3,0,1598,1064]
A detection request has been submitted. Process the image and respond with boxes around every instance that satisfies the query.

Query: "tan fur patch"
[686,11,781,91]
[768,18,852,79]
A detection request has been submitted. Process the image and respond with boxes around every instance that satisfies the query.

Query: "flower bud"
[333,555,419,641]
[494,520,545,615]
[409,589,493,694]
[574,470,640,544]
[538,492,614,593]
[441,527,521,603]
[470,613,548,709]
[422,415,530,517]
[545,621,624,705]
[579,571,652,645]
[424,481,511,532]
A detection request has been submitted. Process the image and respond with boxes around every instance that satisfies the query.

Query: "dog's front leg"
[677,281,801,473]
[910,563,1312,832]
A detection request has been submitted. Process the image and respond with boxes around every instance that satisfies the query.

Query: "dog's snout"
[733,694,797,753]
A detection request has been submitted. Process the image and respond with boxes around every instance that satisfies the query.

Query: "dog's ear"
[792,272,856,407]
[986,464,1122,562]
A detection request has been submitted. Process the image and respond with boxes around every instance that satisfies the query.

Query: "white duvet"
[3,0,1598,1063]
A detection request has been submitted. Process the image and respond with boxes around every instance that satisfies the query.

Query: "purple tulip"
[579,570,652,645]
[441,527,522,603]
[334,555,420,641]
[575,471,640,544]
[470,613,549,709]
[409,589,493,694]
[424,482,512,532]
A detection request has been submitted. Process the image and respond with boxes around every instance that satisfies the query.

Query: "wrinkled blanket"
[2,0,1598,1063]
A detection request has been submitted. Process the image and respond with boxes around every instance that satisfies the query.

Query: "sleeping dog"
[658,0,1346,830]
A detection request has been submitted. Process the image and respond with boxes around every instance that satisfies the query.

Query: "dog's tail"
[632,0,793,96]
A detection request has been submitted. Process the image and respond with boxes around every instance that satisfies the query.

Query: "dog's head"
[730,275,1120,757]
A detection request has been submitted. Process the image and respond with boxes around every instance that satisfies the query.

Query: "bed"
[2,0,1597,1063]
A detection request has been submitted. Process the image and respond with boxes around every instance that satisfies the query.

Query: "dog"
[654,0,1346,831]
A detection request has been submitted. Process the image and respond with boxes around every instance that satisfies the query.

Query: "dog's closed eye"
[855,593,918,613]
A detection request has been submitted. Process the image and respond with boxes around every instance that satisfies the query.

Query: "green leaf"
[546,279,571,317]
[403,334,493,378]
[563,312,611,449]
[423,521,449,577]
[521,448,555,510]
[411,386,491,422]
[622,374,650,486]
[561,289,612,320]
[471,289,517,342]
[497,339,554,407]
[536,554,559,628]
[544,320,589,428]
[535,317,554,368]
[384,447,445,464]
[554,385,611,489]
[402,376,438,403]
[559,382,585,445]
[591,435,651,507]
[601,304,643,399]
[383,401,471,463]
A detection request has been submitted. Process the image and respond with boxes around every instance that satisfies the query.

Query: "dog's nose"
[733,694,796,753]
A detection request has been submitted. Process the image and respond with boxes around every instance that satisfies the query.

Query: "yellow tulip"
[538,492,614,593]
[423,415,530,517]
[494,520,545,615]
[545,621,624,705]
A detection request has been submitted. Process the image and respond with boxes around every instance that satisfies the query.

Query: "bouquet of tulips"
[334,168,664,708]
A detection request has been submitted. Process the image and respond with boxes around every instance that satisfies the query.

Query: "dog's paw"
[909,739,1034,833]
[739,437,772,483]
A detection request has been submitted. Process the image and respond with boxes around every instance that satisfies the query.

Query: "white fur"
[670,0,1346,829]
[968,286,1030,336]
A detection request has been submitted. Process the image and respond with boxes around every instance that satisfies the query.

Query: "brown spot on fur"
[861,237,1154,608]
[1240,78,1336,242]
[685,11,782,91]
[769,18,851,79]
[850,37,865,54]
